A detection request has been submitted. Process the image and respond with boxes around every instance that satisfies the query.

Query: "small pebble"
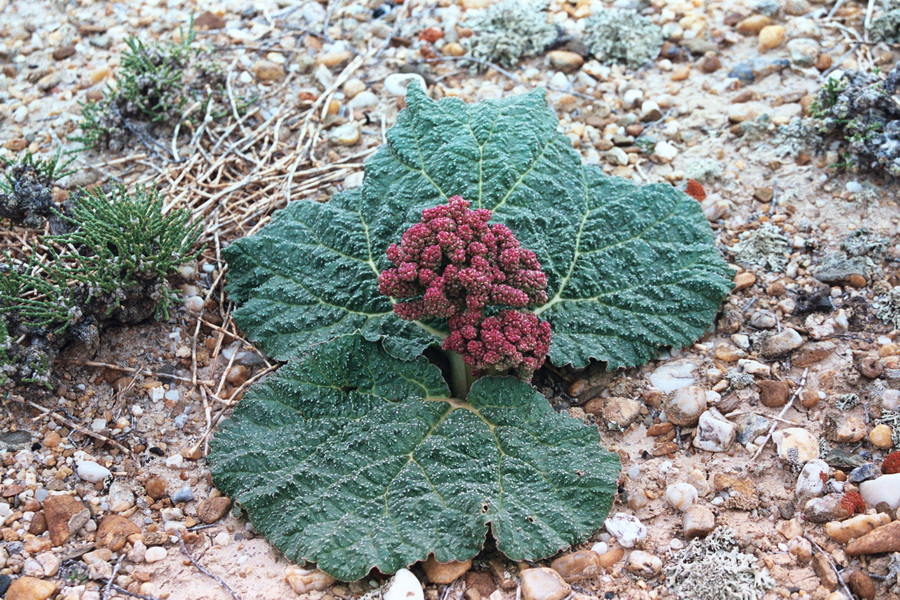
[384,73,426,96]
[384,568,424,600]
[758,25,786,50]
[144,546,167,563]
[170,486,194,504]
[77,461,111,483]
[604,513,647,548]
[665,482,698,511]
[869,424,894,449]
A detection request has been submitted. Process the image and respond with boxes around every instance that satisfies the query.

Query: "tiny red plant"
[379,196,551,378]
[685,179,706,201]
[840,491,866,515]
[883,451,900,475]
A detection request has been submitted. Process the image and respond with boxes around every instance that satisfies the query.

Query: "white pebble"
[665,482,698,512]
[652,140,679,163]
[384,73,426,97]
[145,547,167,563]
[649,361,696,393]
[549,71,570,90]
[591,541,608,555]
[860,473,900,509]
[692,408,737,453]
[384,568,424,600]
[795,459,830,498]
[184,296,204,314]
[165,454,184,469]
[77,460,111,483]
[623,89,644,108]
[604,513,647,548]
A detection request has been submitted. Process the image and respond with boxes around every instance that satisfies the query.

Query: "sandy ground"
[1,0,899,599]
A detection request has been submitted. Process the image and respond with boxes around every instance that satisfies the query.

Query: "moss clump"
[0,184,201,387]
[665,527,774,600]
[463,0,558,69]
[0,151,75,227]
[583,9,663,68]
[731,223,790,272]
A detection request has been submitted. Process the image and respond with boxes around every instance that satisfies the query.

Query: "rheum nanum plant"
[210,84,733,581]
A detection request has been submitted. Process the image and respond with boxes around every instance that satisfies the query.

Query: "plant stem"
[447,350,474,399]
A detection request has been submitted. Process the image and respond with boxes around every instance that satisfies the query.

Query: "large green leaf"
[209,335,620,580]
[533,168,734,368]
[223,190,438,361]
[225,84,731,367]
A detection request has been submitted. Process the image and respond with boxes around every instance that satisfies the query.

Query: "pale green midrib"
[535,199,681,316]
[354,202,382,279]
[534,168,591,316]
[239,249,391,318]
[431,99,504,208]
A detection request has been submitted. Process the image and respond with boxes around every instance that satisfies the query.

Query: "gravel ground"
[1,0,899,599]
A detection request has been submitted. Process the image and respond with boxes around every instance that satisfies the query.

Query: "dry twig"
[178,533,244,600]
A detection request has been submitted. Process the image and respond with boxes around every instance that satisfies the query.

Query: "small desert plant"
[73,19,250,154]
[0,254,78,332]
[0,183,201,386]
[807,64,900,175]
[47,185,202,320]
[0,150,76,226]
[210,84,732,581]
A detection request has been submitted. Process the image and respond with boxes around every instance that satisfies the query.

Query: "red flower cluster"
[379,196,551,377]
[443,309,552,377]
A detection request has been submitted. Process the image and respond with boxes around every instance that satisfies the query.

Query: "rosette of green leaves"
[212,85,732,580]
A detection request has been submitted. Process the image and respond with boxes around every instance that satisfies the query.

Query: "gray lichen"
[842,227,888,260]
[683,158,723,182]
[814,228,888,285]
[888,553,900,594]
[868,0,900,43]
[835,393,860,410]
[463,0,558,69]
[875,410,900,447]
[665,527,774,600]
[775,116,821,157]
[583,8,663,68]
[726,369,755,390]
[875,286,900,329]
[731,223,790,272]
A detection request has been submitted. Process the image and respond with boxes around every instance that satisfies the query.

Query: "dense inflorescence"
[443,309,551,377]
[379,196,550,377]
